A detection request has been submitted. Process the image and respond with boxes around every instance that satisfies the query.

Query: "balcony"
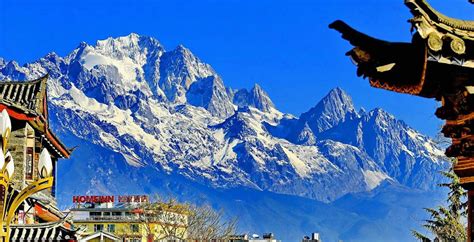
[74,216,140,222]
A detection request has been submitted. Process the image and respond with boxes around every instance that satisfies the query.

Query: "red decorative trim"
[0,104,70,159]
[34,204,60,222]
[63,222,71,229]
[45,129,71,159]
[0,105,36,121]
[42,91,48,121]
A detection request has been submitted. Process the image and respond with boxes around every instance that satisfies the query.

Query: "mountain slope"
[0,33,450,241]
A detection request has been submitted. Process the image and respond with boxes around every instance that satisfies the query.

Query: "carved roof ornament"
[329,20,430,97]
[329,0,474,99]
[329,0,474,191]
[406,0,474,56]
[406,0,474,35]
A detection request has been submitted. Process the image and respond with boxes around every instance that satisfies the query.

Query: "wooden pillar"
[439,90,474,241]
[469,190,474,242]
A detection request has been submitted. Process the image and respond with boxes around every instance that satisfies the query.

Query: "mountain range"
[0,33,449,241]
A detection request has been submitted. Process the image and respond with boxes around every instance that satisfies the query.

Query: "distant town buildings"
[302,233,320,242]
[69,195,189,242]
[229,233,281,242]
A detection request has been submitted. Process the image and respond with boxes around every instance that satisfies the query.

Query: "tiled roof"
[406,0,474,32]
[0,75,47,117]
[0,75,71,158]
[10,220,77,241]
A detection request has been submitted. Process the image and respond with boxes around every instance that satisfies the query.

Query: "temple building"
[0,75,76,240]
[330,0,474,240]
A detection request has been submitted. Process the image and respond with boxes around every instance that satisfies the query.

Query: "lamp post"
[0,110,54,241]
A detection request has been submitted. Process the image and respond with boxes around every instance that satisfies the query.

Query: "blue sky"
[1,0,473,136]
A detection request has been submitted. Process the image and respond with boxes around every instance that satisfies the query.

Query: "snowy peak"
[250,84,275,112]
[300,87,356,133]
[58,34,165,107]
[295,122,316,145]
[186,76,235,118]
[66,34,163,67]
[212,109,259,139]
[250,83,275,112]
[42,52,62,63]
[315,87,355,115]
[158,44,217,103]
[0,61,26,80]
[93,33,163,63]
[96,32,141,47]
[56,34,233,116]
[367,108,395,123]
[233,83,275,112]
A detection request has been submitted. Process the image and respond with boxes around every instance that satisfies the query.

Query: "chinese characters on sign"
[72,195,149,204]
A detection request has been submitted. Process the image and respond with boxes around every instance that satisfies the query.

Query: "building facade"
[70,196,188,242]
[0,75,75,240]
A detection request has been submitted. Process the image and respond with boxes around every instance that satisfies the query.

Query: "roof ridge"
[0,74,49,85]
[406,0,474,32]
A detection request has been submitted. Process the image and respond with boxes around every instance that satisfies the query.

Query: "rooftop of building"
[0,74,71,158]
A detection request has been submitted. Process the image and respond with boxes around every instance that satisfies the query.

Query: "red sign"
[118,195,149,203]
[73,195,114,203]
[72,195,149,204]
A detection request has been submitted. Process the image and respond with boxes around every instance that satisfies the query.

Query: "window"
[90,212,101,217]
[130,224,139,233]
[107,224,115,233]
[125,239,141,242]
[94,224,104,232]
[25,127,35,180]
[25,147,33,180]
[112,212,122,216]
[103,212,111,216]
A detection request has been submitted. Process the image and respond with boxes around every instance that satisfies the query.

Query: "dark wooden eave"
[330,19,474,101]
[329,20,431,97]
[329,1,474,190]
[0,75,71,158]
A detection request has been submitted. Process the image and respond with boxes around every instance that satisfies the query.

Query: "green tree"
[412,161,467,242]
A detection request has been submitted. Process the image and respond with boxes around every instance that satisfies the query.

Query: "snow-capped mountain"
[0,33,449,240]
[0,34,449,241]
[231,84,276,112]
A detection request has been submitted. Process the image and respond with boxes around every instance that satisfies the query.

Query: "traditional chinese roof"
[329,0,474,99]
[330,1,474,188]
[10,220,77,241]
[0,75,47,118]
[329,20,430,97]
[80,231,120,242]
[0,75,71,158]
[406,0,474,36]
[405,0,474,61]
